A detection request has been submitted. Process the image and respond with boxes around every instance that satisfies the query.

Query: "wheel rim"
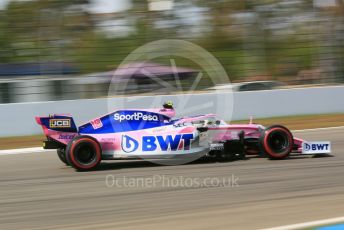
[267,131,289,154]
[74,143,97,165]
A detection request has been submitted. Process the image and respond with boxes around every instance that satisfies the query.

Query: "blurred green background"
[0,0,344,102]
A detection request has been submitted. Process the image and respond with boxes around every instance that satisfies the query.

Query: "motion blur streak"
[0,127,343,230]
[1,0,344,103]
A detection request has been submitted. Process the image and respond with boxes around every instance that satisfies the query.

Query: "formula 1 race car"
[35,102,331,171]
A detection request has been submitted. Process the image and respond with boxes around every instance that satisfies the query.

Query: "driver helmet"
[163,101,174,109]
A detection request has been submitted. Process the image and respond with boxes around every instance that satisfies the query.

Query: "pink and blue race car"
[36,102,331,171]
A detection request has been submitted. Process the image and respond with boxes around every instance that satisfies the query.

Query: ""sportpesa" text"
[114,112,159,122]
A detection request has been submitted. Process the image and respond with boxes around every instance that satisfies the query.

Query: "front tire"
[260,125,293,159]
[66,135,102,171]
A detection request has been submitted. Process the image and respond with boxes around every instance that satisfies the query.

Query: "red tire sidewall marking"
[70,138,101,169]
[263,127,292,158]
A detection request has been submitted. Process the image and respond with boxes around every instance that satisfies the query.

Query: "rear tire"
[66,135,102,171]
[260,125,293,159]
[57,148,69,166]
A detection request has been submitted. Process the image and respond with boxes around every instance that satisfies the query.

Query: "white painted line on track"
[0,126,344,156]
[0,147,51,156]
[261,216,344,230]
[293,126,344,133]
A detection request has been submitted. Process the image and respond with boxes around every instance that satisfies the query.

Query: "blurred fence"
[0,0,344,103]
[1,85,344,137]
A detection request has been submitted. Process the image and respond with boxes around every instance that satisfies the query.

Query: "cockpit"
[192,117,227,127]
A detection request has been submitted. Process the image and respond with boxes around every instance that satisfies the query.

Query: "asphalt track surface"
[0,128,344,230]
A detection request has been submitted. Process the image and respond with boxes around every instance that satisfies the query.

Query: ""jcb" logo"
[49,119,71,128]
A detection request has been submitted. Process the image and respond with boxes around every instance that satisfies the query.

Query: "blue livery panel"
[79,110,173,134]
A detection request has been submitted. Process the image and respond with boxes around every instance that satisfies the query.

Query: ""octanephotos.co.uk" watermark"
[105,174,239,189]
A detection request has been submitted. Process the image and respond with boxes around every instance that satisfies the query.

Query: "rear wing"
[35,115,78,134]
[35,115,78,148]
